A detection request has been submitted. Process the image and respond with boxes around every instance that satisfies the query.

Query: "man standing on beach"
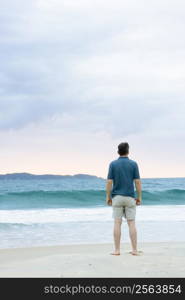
[106,142,142,256]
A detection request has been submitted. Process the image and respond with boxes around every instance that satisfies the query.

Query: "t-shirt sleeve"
[107,163,114,180]
[133,162,140,179]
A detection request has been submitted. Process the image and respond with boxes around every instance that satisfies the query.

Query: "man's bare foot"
[110,251,120,256]
[129,250,143,256]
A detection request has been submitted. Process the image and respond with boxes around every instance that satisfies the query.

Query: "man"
[106,142,142,256]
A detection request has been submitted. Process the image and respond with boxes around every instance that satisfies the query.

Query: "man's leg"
[111,218,122,255]
[127,220,138,255]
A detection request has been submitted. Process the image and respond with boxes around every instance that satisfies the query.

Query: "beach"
[0,177,185,278]
[0,242,185,278]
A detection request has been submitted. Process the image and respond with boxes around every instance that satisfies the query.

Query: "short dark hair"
[118,142,129,155]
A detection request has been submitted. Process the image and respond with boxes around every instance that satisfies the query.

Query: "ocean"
[0,177,185,248]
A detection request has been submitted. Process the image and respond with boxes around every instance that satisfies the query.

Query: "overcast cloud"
[0,0,185,176]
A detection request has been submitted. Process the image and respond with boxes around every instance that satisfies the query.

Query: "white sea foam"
[0,206,185,248]
[0,205,185,224]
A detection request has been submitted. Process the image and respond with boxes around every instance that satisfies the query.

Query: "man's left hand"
[106,196,112,206]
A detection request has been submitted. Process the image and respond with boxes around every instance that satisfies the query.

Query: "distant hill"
[0,172,105,180]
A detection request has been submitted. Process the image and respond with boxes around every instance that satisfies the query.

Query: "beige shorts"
[112,195,136,220]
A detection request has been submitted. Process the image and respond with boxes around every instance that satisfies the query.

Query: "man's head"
[117,142,129,156]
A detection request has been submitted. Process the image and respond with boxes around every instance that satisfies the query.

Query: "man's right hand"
[134,179,142,205]
[135,198,142,205]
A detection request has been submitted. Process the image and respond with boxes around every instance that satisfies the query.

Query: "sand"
[0,242,184,277]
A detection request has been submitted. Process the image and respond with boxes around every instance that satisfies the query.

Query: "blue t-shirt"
[107,156,140,198]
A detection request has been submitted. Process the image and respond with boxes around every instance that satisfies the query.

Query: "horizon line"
[0,172,184,180]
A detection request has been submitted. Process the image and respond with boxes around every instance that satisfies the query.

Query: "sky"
[0,0,185,178]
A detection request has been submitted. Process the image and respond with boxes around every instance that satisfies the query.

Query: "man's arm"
[134,179,142,205]
[106,179,113,206]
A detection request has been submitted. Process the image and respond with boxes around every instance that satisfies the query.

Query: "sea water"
[0,177,185,248]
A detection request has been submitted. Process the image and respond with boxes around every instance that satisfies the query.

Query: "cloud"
[0,0,185,140]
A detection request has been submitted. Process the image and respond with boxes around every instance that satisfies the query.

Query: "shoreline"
[0,242,185,278]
